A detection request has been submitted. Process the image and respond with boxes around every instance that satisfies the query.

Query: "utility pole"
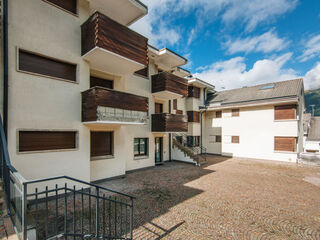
[310,104,315,116]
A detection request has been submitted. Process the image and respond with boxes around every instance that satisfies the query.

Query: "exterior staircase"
[172,133,207,166]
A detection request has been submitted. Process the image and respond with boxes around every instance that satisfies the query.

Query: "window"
[216,136,222,143]
[187,136,200,147]
[18,49,77,82]
[274,105,296,120]
[19,131,77,152]
[134,67,149,78]
[155,103,163,114]
[90,76,113,89]
[173,99,177,110]
[274,137,296,152]
[216,111,222,118]
[232,136,240,144]
[45,0,77,15]
[188,86,200,98]
[91,132,113,158]
[232,109,240,117]
[187,111,200,123]
[134,138,148,157]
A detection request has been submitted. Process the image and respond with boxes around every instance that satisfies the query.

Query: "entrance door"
[155,103,163,114]
[155,137,163,164]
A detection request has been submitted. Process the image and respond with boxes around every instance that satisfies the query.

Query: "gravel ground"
[101,156,320,240]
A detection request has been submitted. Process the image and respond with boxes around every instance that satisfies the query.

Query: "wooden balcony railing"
[81,12,148,66]
[152,72,188,97]
[82,87,149,124]
[152,113,188,132]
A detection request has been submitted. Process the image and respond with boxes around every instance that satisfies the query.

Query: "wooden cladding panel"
[187,111,200,123]
[19,131,76,152]
[19,49,77,82]
[155,103,163,114]
[45,0,77,14]
[152,72,188,97]
[232,109,240,117]
[188,86,200,98]
[274,105,296,120]
[90,76,113,89]
[232,136,240,144]
[152,114,188,132]
[135,67,149,78]
[82,87,149,122]
[91,132,113,157]
[274,137,296,152]
[81,12,148,66]
[173,99,177,110]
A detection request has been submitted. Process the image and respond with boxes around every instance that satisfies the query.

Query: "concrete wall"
[203,104,300,162]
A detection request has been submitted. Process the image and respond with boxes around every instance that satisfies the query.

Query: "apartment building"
[0,0,205,183]
[202,79,305,162]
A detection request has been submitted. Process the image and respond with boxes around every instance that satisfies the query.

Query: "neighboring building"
[305,117,320,153]
[202,79,305,162]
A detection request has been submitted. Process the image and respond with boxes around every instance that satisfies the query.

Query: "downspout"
[3,0,8,138]
[200,88,207,153]
[168,100,172,161]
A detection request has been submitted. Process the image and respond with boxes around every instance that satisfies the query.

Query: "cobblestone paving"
[103,157,320,240]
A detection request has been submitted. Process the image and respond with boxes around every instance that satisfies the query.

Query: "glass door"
[155,137,163,164]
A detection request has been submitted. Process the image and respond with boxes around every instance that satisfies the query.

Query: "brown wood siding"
[19,49,76,82]
[188,86,200,98]
[82,87,149,122]
[134,67,149,78]
[274,105,296,120]
[19,131,76,152]
[90,76,113,89]
[152,114,188,132]
[274,137,296,152]
[155,103,163,114]
[232,109,240,117]
[187,111,200,123]
[173,99,177,110]
[176,110,183,115]
[152,72,188,97]
[91,132,113,157]
[81,12,148,66]
[232,136,240,144]
[45,0,77,14]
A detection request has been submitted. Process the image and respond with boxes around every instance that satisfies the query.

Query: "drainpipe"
[3,0,8,138]
[168,100,172,161]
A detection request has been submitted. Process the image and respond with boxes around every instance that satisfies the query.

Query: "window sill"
[91,155,114,161]
[17,148,78,154]
[274,119,297,122]
[134,156,149,160]
[274,151,297,154]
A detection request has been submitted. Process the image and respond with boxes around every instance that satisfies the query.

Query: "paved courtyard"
[101,156,320,240]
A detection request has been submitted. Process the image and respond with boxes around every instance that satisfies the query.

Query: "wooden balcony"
[152,72,188,99]
[81,12,148,75]
[152,114,188,132]
[82,87,149,125]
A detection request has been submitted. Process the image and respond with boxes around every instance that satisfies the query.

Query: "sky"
[131,0,320,91]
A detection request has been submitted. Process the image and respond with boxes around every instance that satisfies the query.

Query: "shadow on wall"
[99,156,232,239]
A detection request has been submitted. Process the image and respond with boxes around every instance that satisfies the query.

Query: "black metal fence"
[0,116,135,240]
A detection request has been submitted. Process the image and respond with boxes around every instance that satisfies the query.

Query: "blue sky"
[131,0,320,90]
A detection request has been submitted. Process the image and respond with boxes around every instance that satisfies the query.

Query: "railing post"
[129,197,134,240]
[95,187,99,240]
[22,183,27,240]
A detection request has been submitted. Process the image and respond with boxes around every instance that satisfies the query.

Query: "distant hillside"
[305,88,320,116]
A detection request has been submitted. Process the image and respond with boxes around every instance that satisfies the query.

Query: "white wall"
[203,104,300,162]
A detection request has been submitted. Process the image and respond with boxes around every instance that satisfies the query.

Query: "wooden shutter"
[173,99,177,110]
[90,76,113,89]
[155,103,163,114]
[134,67,149,78]
[91,132,113,157]
[274,137,296,152]
[274,105,296,120]
[216,111,222,118]
[232,109,240,117]
[19,49,77,82]
[46,0,77,14]
[232,136,240,144]
[187,111,200,123]
[19,131,76,152]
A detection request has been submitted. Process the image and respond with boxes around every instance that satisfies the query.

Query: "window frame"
[90,131,114,160]
[134,138,149,157]
[232,109,240,117]
[43,0,78,16]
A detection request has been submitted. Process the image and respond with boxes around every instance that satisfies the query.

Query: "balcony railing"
[152,72,188,99]
[82,87,149,124]
[81,12,148,75]
[152,113,188,132]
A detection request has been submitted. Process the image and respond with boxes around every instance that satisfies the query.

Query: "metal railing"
[0,116,135,240]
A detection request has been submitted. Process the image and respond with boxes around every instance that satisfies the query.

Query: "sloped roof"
[307,117,320,141]
[209,79,303,106]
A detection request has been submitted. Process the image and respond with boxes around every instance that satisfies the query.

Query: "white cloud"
[225,30,289,55]
[304,62,320,90]
[299,34,320,62]
[194,53,298,90]
[131,0,298,47]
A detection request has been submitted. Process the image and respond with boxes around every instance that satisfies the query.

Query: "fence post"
[22,183,27,240]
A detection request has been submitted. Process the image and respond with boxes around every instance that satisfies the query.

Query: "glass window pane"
[134,138,139,155]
